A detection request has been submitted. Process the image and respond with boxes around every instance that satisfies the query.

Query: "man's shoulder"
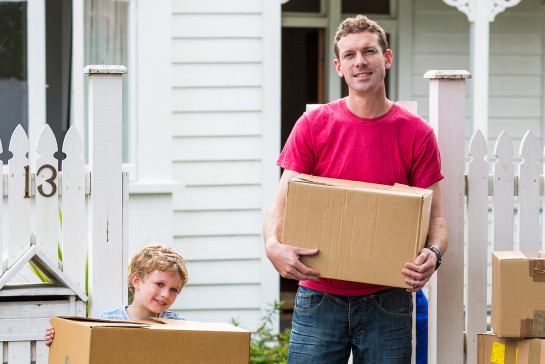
[303,98,344,122]
[391,103,434,133]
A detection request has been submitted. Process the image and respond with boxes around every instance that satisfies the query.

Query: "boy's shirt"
[98,306,185,320]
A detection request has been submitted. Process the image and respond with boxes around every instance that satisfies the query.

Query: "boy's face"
[132,270,183,315]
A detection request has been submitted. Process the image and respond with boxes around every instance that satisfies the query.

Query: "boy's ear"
[131,273,142,290]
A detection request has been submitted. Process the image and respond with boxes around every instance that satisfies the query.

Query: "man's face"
[334,31,392,97]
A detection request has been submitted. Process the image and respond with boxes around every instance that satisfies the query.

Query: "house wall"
[169,0,279,331]
[412,0,544,152]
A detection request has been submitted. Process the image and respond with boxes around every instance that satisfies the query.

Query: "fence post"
[84,65,127,317]
[424,70,471,363]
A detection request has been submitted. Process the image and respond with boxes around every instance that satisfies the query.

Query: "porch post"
[425,70,471,364]
[442,0,522,140]
[84,65,127,317]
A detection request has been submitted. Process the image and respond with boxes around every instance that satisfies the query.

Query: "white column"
[27,0,46,163]
[326,0,342,102]
[442,0,522,140]
[262,0,282,330]
[84,65,127,317]
[424,69,471,364]
[470,0,490,139]
[71,0,85,139]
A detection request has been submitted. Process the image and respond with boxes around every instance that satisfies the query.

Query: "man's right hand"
[266,240,320,281]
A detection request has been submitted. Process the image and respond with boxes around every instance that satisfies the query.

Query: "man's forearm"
[426,215,448,256]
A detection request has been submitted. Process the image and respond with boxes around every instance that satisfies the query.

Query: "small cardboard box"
[477,332,545,363]
[492,251,545,338]
[48,316,251,364]
[281,174,433,288]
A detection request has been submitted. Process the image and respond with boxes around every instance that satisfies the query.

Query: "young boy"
[45,243,188,346]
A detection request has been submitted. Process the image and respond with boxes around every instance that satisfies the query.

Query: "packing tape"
[504,340,518,364]
[523,251,545,282]
[528,340,542,364]
[521,318,534,338]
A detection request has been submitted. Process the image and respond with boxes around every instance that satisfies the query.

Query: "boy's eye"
[156,282,164,287]
[170,288,178,293]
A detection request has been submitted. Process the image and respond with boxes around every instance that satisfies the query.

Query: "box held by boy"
[281,174,433,288]
[48,316,251,364]
[478,332,545,363]
[492,251,545,338]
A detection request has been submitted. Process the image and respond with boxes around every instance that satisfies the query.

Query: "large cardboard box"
[282,174,433,288]
[492,251,545,338]
[478,332,545,363]
[48,316,251,364]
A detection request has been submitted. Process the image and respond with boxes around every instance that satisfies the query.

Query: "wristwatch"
[426,246,442,271]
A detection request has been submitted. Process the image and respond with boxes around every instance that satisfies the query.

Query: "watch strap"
[426,246,441,271]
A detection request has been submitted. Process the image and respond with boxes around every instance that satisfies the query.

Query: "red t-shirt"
[278,98,444,295]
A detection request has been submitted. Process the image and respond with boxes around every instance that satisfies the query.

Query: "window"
[0,1,27,163]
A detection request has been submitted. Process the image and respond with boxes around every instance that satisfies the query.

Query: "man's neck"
[345,93,392,119]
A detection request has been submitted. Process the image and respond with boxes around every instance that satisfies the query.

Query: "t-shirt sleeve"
[277,114,314,174]
[410,129,444,188]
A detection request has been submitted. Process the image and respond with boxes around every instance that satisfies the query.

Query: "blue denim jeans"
[288,286,413,364]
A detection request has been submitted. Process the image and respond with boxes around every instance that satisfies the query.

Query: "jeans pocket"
[294,286,326,312]
[373,289,413,317]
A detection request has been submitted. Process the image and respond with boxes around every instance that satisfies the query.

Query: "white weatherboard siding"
[413,0,543,152]
[170,0,274,332]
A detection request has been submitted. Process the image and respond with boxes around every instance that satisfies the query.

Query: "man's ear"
[384,49,393,70]
[334,59,344,77]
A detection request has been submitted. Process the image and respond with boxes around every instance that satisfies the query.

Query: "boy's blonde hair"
[128,244,188,293]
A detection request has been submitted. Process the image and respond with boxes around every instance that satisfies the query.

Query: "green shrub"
[233,301,291,364]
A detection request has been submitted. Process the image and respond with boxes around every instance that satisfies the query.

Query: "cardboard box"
[281,174,433,288]
[48,316,250,364]
[477,332,545,364]
[492,251,545,338]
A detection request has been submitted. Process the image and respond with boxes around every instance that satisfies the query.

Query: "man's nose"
[355,52,368,66]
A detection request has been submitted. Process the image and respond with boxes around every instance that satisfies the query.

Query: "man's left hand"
[402,248,437,292]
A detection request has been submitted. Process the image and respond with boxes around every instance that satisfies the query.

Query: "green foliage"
[232,301,291,364]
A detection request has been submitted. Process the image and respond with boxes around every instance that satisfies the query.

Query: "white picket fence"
[464,129,544,363]
[0,124,89,364]
[0,65,127,364]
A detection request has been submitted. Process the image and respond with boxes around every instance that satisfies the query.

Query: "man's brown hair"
[128,244,188,293]
[334,15,389,59]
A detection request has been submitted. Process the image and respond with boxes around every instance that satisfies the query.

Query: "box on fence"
[477,332,545,364]
[48,316,251,364]
[281,174,433,288]
[492,251,545,338]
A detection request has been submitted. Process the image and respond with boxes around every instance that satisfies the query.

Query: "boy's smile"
[131,270,183,318]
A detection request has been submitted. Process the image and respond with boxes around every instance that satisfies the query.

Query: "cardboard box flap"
[294,174,432,198]
[59,316,150,328]
[144,318,251,333]
[494,250,545,261]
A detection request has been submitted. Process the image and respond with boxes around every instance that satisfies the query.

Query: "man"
[263,15,448,363]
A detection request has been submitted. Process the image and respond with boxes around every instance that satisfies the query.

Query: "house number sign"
[23,164,58,198]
